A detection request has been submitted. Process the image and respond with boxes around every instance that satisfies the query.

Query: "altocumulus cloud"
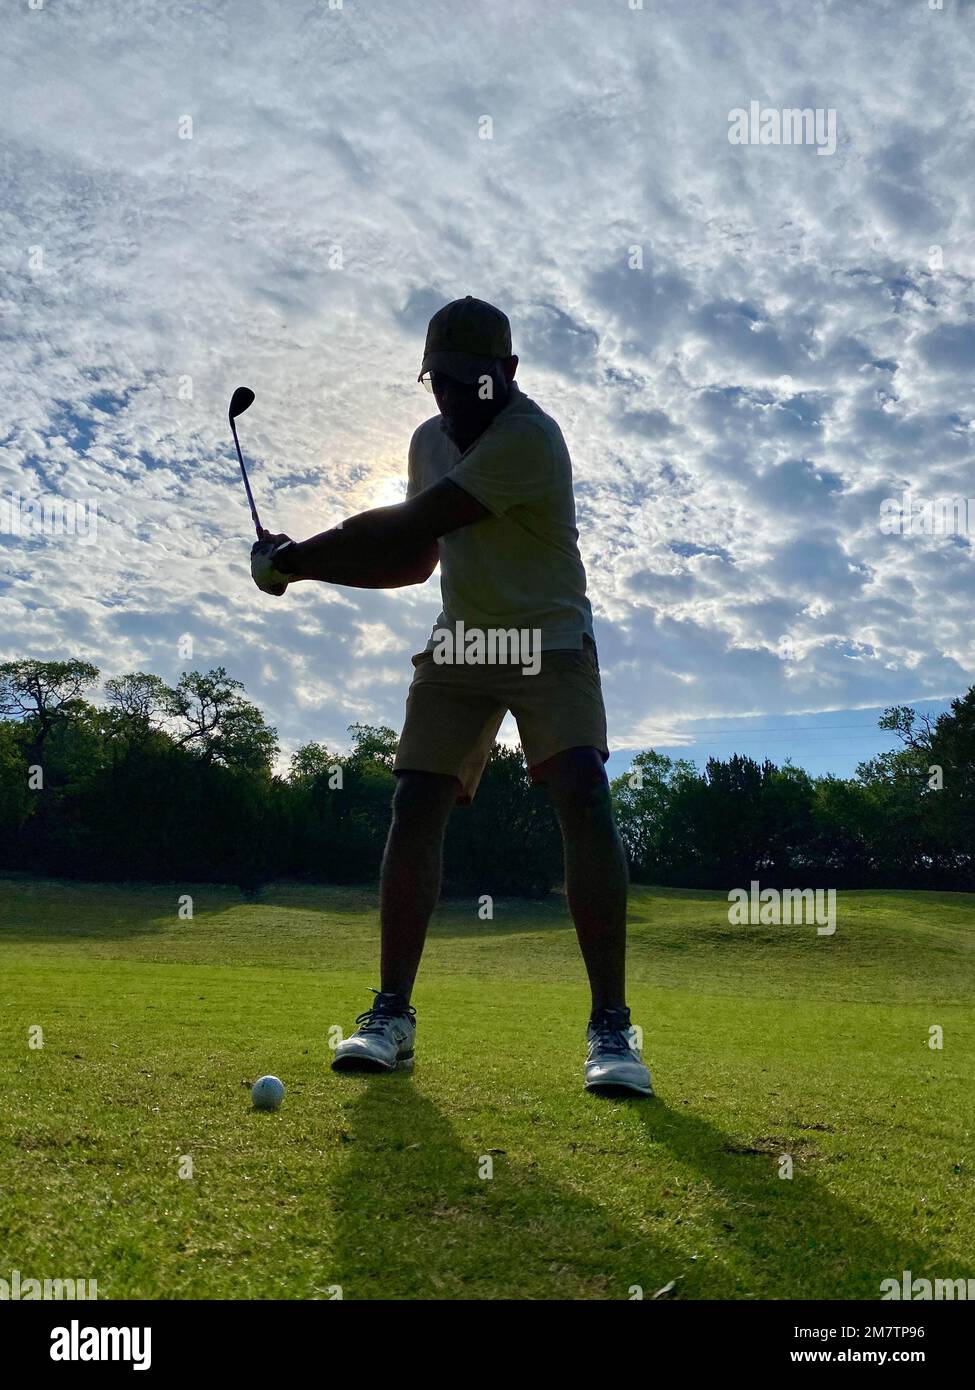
[0,0,972,767]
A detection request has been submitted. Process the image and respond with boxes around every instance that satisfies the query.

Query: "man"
[250,296,651,1096]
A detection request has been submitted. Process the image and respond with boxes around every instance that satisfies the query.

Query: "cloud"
[0,0,972,769]
[917,323,975,372]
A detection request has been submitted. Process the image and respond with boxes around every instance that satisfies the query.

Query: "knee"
[391,771,457,827]
[547,759,613,824]
[558,778,612,823]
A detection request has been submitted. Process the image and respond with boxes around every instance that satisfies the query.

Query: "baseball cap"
[418,296,512,384]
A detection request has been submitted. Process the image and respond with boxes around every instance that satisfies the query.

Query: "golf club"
[228,386,262,538]
[230,385,288,595]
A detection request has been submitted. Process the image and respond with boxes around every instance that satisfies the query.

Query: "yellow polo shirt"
[407,382,595,652]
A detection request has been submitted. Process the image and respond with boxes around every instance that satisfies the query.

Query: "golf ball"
[251,1075,285,1110]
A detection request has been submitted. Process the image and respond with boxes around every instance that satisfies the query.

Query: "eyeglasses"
[420,364,499,393]
[420,370,471,394]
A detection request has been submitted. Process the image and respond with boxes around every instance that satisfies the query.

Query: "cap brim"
[417,350,496,384]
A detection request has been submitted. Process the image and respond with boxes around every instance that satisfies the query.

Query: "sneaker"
[584,1005,653,1097]
[331,991,416,1073]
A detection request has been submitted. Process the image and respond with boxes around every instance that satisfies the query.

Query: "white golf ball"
[251,1075,285,1110]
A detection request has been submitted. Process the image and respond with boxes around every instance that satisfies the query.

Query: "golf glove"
[250,536,296,596]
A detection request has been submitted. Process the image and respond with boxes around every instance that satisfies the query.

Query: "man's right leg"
[379,770,460,1001]
[332,770,459,1073]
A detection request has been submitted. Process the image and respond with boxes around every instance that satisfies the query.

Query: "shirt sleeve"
[406,425,424,500]
[447,419,554,517]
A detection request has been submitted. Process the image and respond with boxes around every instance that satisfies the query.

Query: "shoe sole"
[331,1052,414,1074]
[585,1080,654,1098]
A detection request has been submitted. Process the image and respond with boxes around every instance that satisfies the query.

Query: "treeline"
[612,695,975,890]
[1,659,972,895]
[0,660,560,896]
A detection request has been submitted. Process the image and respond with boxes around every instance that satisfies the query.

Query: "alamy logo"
[0,491,98,544]
[879,490,975,537]
[728,881,836,936]
[431,621,542,675]
[50,1320,151,1371]
[728,101,837,156]
[0,1269,97,1300]
[881,1270,975,1300]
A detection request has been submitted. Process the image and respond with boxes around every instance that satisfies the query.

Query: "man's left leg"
[538,745,627,1011]
[537,745,653,1097]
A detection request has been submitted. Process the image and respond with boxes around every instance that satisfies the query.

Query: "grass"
[1,875,973,1300]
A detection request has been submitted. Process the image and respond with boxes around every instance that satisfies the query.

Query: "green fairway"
[1,876,973,1300]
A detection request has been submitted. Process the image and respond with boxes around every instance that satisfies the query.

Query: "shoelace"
[590,1023,635,1056]
[354,1004,416,1035]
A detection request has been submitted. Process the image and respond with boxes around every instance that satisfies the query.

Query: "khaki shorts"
[394,635,609,802]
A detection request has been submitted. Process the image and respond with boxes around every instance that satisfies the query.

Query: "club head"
[229,386,255,421]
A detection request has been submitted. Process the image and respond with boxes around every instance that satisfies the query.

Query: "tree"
[104,672,174,734]
[3,648,972,895]
[759,762,815,882]
[861,691,975,887]
[610,749,697,879]
[443,744,561,897]
[325,724,398,882]
[0,720,30,862]
[346,722,398,769]
[289,741,337,784]
[924,690,975,882]
[691,755,771,888]
[809,776,878,886]
[165,668,277,773]
[0,659,100,761]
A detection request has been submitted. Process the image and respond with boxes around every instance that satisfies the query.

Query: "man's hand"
[244,479,482,594]
[250,531,294,597]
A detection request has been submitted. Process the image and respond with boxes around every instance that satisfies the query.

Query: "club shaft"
[230,419,263,537]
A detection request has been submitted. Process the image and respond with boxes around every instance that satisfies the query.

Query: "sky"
[1,0,973,781]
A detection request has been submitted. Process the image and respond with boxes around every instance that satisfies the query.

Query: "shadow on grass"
[329,1073,685,1301]
[328,1076,940,1300]
[5,875,722,949]
[427,894,574,942]
[627,1101,937,1299]
[0,878,244,942]
[0,876,384,942]
[326,1073,675,1301]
